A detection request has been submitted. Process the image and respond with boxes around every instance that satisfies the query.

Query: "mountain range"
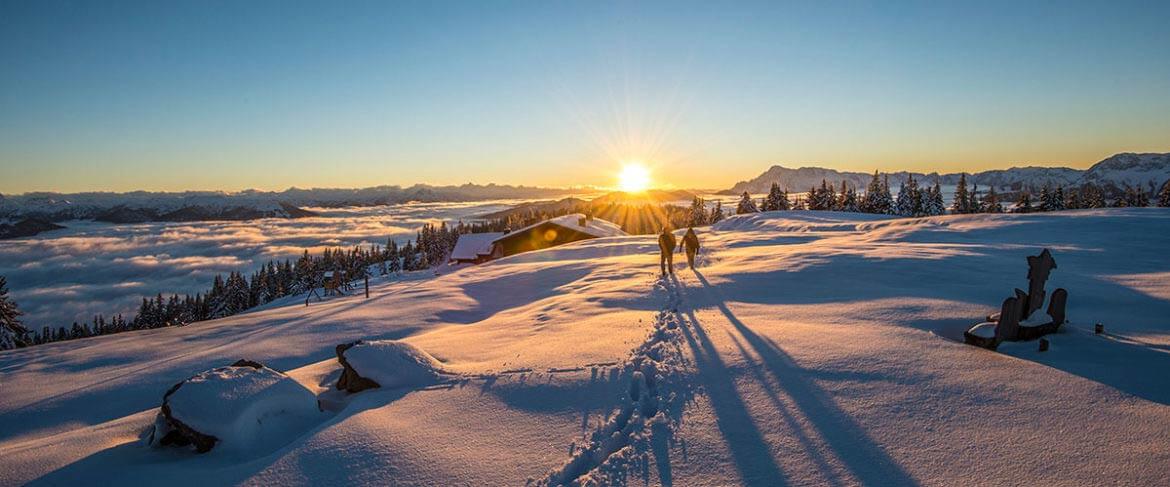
[722,152,1170,196]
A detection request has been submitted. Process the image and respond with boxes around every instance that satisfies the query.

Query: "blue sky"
[2,0,1168,193]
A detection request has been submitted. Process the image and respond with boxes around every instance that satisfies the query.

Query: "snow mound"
[153,361,319,453]
[342,340,452,389]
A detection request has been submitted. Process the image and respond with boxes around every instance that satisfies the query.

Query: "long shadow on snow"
[672,281,791,486]
[694,242,1170,405]
[435,263,593,324]
[687,271,920,486]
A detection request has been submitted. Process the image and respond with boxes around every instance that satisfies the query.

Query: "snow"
[342,340,452,389]
[968,322,997,338]
[155,363,320,453]
[449,232,503,261]
[2,208,1170,485]
[499,213,627,240]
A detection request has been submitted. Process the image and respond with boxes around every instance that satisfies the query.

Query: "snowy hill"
[2,209,1170,485]
[724,152,1168,195]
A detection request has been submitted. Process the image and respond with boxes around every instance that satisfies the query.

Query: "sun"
[617,162,652,193]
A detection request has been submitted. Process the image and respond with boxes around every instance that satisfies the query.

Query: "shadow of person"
[688,269,919,486]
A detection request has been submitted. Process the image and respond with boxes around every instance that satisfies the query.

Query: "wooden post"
[364,275,369,299]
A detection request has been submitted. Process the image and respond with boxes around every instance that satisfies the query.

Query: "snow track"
[533,277,693,487]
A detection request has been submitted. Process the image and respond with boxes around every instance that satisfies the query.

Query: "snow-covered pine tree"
[982,186,1003,213]
[840,183,859,212]
[952,174,970,214]
[925,182,945,216]
[895,180,909,216]
[0,322,15,350]
[1038,185,1053,212]
[688,196,708,224]
[896,176,922,216]
[0,276,27,349]
[1063,187,1081,210]
[1015,192,1033,213]
[1159,180,1170,207]
[736,191,758,214]
[710,201,725,223]
[860,171,881,213]
[823,180,837,211]
[1134,185,1150,207]
[764,183,785,212]
[1051,186,1066,211]
[1082,183,1105,208]
[968,183,982,213]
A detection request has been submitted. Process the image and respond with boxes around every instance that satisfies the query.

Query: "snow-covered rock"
[149,360,319,453]
[336,340,452,392]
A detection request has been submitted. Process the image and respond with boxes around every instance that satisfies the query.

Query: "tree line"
[730,171,1170,217]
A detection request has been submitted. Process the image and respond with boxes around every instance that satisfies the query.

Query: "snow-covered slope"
[1081,152,1170,195]
[2,209,1170,485]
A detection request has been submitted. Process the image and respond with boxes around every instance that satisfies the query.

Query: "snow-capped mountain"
[1081,152,1170,195]
[723,152,1168,195]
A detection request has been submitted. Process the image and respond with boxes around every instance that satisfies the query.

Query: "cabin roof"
[450,232,505,260]
[493,213,625,243]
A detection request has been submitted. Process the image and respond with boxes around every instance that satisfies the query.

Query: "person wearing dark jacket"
[683,227,700,269]
[658,228,677,275]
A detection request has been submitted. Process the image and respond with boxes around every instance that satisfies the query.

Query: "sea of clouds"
[0,201,515,329]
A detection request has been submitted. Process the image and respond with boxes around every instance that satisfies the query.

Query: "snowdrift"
[148,360,319,453]
[336,339,452,392]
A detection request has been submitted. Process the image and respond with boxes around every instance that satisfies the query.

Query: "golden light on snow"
[617,162,652,193]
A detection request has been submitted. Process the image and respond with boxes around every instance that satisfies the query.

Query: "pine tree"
[839,183,859,212]
[860,171,893,215]
[982,186,1003,213]
[822,180,838,211]
[0,276,27,349]
[1064,187,1082,210]
[968,183,982,214]
[710,201,725,223]
[1159,180,1170,207]
[763,183,785,212]
[1037,185,1053,212]
[736,192,758,214]
[925,181,945,216]
[688,197,708,225]
[1015,192,1033,213]
[895,175,921,216]
[1051,186,1066,211]
[952,174,970,214]
[1082,183,1105,208]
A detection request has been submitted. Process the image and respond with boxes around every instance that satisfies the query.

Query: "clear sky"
[2,0,1168,194]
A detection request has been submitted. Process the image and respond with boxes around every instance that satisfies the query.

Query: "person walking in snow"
[658,227,677,275]
[683,227,700,269]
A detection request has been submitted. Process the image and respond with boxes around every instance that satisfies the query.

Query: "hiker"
[658,227,677,275]
[683,227,700,269]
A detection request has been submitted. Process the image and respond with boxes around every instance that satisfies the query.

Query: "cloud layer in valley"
[0,201,514,329]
